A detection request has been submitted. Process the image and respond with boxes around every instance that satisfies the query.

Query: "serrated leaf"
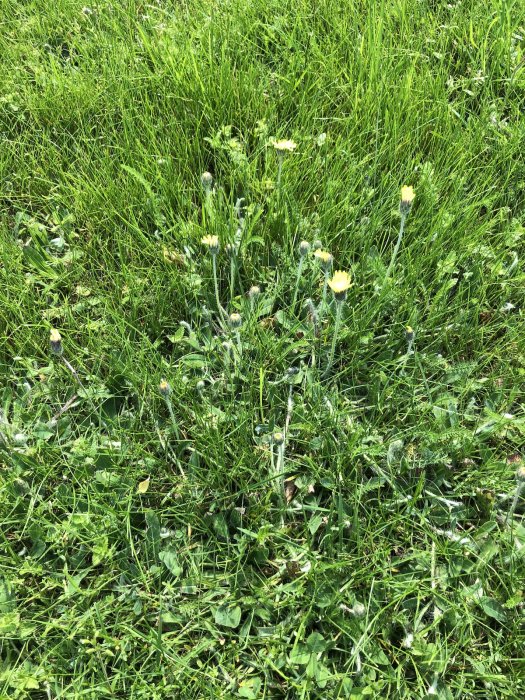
[145,509,160,553]
[92,535,109,566]
[0,612,20,634]
[181,353,206,368]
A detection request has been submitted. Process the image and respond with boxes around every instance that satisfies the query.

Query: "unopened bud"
[159,379,171,397]
[299,240,311,257]
[272,431,285,446]
[229,313,242,329]
[49,329,63,356]
[201,171,213,190]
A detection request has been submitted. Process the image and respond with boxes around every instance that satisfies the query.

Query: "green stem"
[291,258,304,315]
[384,214,406,283]
[318,270,329,324]
[276,154,283,190]
[234,330,242,364]
[62,356,109,431]
[505,482,525,526]
[229,254,235,301]
[165,396,181,440]
[276,443,285,493]
[212,254,226,323]
[324,300,343,376]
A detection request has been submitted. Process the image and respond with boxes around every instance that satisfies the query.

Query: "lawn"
[1,0,525,697]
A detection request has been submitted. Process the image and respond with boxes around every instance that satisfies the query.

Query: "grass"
[1,0,525,697]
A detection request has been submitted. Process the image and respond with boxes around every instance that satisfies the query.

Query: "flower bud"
[229,312,242,329]
[272,431,285,446]
[159,379,171,397]
[314,249,333,271]
[400,185,415,215]
[201,171,213,190]
[299,240,311,257]
[50,329,63,356]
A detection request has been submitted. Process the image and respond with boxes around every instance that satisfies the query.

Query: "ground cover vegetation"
[1,0,525,697]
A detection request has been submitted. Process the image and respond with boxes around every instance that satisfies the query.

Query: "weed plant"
[1,1,525,698]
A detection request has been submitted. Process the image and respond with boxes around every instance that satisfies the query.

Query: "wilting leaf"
[137,477,150,494]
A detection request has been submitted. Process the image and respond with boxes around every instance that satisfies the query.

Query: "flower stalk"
[291,240,310,314]
[505,466,525,526]
[323,270,351,376]
[384,185,415,283]
[314,250,333,324]
[159,380,181,440]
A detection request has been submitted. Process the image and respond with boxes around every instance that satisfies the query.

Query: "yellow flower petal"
[271,139,297,153]
[328,270,351,294]
[201,235,219,248]
[401,186,415,204]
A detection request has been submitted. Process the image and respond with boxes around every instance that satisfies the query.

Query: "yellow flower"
[314,249,333,267]
[328,270,351,297]
[400,185,415,205]
[159,379,171,396]
[201,235,219,253]
[271,139,297,153]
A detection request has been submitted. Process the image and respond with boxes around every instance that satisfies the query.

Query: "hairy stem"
[324,300,344,376]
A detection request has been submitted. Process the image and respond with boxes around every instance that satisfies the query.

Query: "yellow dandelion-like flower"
[271,139,297,153]
[201,235,219,253]
[400,186,415,216]
[328,271,351,300]
[401,185,415,204]
[314,249,333,268]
